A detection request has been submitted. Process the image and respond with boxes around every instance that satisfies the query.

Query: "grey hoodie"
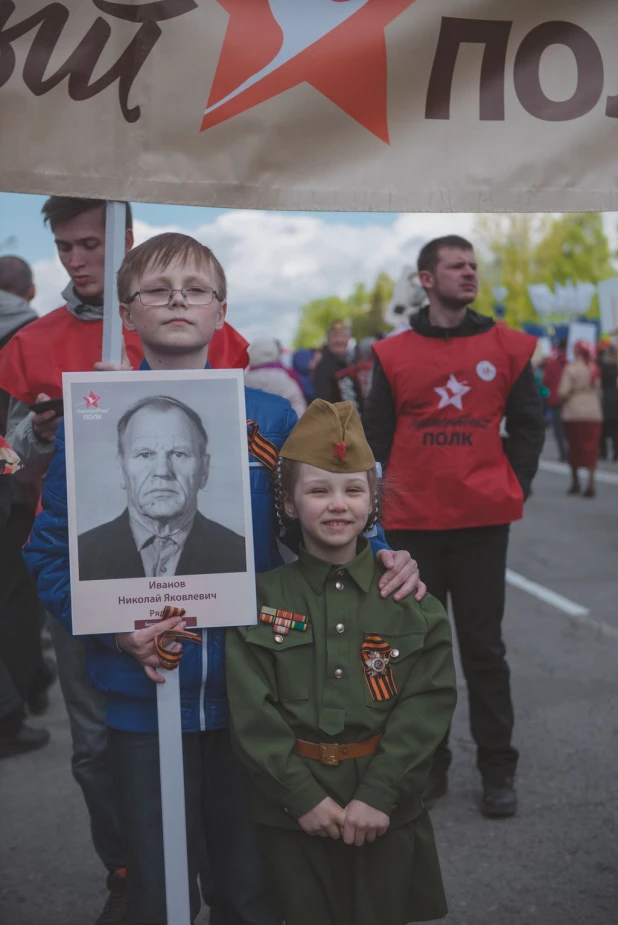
[0,289,37,347]
[5,283,104,481]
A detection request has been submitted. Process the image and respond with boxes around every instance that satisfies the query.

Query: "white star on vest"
[434,375,471,410]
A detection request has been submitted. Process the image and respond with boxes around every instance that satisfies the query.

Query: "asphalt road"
[2,447,617,925]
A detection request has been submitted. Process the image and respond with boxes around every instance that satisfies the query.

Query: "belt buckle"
[319,743,339,766]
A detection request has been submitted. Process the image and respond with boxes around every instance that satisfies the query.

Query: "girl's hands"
[341,800,390,847]
[297,797,346,839]
[297,797,390,846]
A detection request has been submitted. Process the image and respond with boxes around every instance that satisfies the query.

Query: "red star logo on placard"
[333,441,347,461]
[202,0,418,142]
[83,391,101,409]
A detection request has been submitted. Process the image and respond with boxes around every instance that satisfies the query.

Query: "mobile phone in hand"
[27,398,64,418]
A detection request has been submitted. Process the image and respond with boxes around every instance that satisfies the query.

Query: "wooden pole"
[157,668,192,924]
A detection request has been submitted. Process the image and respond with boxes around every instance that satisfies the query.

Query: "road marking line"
[539,460,618,485]
[506,569,589,616]
[506,569,618,642]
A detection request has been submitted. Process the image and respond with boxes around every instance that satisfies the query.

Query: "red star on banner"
[83,391,101,409]
[202,0,418,143]
[333,441,347,461]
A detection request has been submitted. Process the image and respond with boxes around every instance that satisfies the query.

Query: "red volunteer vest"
[374,324,536,531]
[0,306,249,403]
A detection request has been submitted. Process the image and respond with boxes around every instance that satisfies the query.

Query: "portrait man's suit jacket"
[78,509,246,581]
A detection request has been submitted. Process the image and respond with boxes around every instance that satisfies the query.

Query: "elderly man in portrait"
[78,395,246,580]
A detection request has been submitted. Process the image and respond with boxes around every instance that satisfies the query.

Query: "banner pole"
[157,669,192,925]
[102,201,126,364]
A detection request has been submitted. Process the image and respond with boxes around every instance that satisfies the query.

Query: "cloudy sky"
[2,193,617,346]
[0,192,479,345]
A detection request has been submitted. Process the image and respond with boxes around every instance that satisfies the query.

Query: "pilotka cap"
[279,399,375,473]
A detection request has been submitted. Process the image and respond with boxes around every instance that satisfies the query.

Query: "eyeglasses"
[127,286,221,308]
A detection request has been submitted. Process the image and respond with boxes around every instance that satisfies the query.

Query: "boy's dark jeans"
[109,727,278,925]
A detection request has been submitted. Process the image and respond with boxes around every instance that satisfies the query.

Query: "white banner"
[1,1,617,212]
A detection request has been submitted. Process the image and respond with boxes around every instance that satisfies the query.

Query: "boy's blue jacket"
[25,382,390,734]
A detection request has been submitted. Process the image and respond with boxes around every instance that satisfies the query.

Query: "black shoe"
[0,723,50,759]
[567,483,581,495]
[583,487,596,499]
[95,870,128,925]
[481,777,517,818]
[423,773,448,808]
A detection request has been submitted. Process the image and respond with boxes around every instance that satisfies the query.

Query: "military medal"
[361,634,398,701]
[259,606,308,636]
[366,651,389,677]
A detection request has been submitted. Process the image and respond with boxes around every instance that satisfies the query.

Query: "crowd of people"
[0,202,611,925]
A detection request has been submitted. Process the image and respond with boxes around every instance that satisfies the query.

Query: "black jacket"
[78,509,246,581]
[363,308,545,500]
[312,347,349,403]
[600,361,618,423]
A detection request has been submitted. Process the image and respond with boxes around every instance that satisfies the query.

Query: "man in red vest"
[0,196,249,925]
[364,235,545,819]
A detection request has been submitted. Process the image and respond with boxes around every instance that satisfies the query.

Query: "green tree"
[293,295,352,348]
[293,273,395,347]
[473,214,546,328]
[473,212,616,326]
[533,213,615,317]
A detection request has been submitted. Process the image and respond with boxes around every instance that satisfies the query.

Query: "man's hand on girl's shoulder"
[342,800,390,847]
[376,549,427,602]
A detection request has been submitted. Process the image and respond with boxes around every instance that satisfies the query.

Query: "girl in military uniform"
[226,400,456,925]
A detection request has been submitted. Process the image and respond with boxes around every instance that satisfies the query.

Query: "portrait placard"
[62,369,256,634]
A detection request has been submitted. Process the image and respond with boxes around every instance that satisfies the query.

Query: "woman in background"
[559,342,603,498]
[244,339,307,417]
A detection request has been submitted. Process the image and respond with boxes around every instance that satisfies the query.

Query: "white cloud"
[29,209,618,345]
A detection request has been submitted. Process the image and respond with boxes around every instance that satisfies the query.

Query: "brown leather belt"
[296,734,382,767]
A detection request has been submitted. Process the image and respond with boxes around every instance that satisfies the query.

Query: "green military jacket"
[226,540,456,831]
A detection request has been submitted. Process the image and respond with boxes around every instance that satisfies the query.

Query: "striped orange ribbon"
[153,606,201,670]
[247,419,278,472]
[259,606,308,636]
[360,635,398,702]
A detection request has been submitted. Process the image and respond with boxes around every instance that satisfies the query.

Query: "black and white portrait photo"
[78,394,246,581]
[63,370,255,635]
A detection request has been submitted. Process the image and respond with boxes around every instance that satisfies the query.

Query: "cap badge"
[333,441,347,462]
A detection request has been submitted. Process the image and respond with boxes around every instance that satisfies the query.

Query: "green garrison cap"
[280,400,375,473]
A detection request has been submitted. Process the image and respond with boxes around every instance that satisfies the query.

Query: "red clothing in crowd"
[0,306,248,403]
[541,352,567,407]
